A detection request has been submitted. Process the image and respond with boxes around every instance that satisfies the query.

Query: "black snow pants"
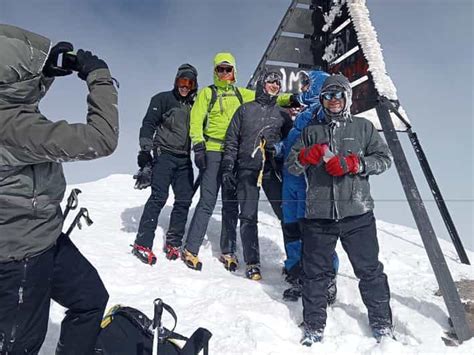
[184,151,239,255]
[237,168,297,265]
[302,211,392,331]
[0,234,108,355]
[135,152,194,249]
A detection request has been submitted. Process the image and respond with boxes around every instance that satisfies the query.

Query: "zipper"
[31,165,38,218]
[7,259,28,352]
[328,121,339,220]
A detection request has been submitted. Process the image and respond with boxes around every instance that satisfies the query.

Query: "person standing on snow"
[0,25,118,354]
[182,52,297,271]
[132,64,198,265]
[286,74,393,346]
[221,71,293,280]
[280,70,339,303]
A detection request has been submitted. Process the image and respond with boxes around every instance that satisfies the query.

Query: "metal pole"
[376,97,472,342]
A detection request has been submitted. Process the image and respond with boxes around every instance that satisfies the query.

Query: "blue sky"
[1,0,472,250]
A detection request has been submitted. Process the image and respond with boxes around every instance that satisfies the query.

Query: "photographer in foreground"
[0,24,118,354]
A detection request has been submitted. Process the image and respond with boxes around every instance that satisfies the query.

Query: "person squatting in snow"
[132,64,198,265]
[221,71,294,281]
[286,74,394,346]
[279,70,340,303]
[180,52,298,272]
[0,25,118,354]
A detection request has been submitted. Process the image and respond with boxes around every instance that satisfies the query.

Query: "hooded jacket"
[0,24,118,262]
[189,52,292,152]
[223,74,292,171]
[281,70,329,223]
[286,74,392,220]
[139,64,197,156]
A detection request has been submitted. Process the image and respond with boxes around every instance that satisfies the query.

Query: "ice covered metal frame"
[248,0,472,343]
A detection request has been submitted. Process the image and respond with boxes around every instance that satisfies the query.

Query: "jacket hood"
[298,70,330,106]
[320,74,353,120]
[255,71,279,106]
[0,24,53,104]
[174,63,198,99]
[213,52,237,88]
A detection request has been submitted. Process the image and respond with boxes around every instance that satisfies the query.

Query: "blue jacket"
[281,70,329,223]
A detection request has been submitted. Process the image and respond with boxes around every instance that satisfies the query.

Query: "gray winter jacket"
[0,24,119,262]
[286,74,391,220]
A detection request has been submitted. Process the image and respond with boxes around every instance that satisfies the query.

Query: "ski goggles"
[264,72,282,86]
[176,77,196,90]
[321,91,344,101]
[215,66,234,74]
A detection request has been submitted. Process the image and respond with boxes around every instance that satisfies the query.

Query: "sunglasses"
[265,79,281,86]
[216,66,233,74]
[176,78,195,90]
[321,91,344,100]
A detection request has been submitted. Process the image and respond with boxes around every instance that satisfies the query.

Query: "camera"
[61,52,78,71]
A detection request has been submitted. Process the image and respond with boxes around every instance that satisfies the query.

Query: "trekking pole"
[192,171,203,197]
[63,188,82,220]
[152,298,164,355]
[65,207,93,237]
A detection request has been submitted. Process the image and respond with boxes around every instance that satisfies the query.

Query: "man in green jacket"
[182,52,293,271]
[0,25,118,354]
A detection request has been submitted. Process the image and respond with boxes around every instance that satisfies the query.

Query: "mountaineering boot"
[282,267,299,286]
[131,244,157,265]
[300,326,324,346]
[372,327,396,343]
[219,253,239,272]
[245,264,262,281]
[181,249,202,271]
[327,276,337,305]
[163,243,181,260]
[283,282,302,302]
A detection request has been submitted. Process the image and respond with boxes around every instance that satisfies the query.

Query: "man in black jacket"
[222,72,293,280]
[287,74,393,345]
[132,64,198,265]
[0,25,118,354]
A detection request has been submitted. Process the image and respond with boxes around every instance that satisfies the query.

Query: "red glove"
[325,154,360,176]
[298,144,327,165]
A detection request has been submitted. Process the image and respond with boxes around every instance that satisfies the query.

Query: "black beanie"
[176,63,198,82]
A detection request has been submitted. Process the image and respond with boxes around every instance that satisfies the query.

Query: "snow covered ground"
[40,174,473,354]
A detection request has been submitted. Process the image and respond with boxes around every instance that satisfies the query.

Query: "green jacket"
[189,52,291,152]
[0,24,119,262]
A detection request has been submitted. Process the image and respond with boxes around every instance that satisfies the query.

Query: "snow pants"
[0,234,108,355]
[136,152,194,249]
[237,168,299,265]
[184,151,238,255]
[302,212,392,331]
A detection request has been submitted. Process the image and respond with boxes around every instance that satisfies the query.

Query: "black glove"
[75,49,108,80]
[222,171,237,191]
[43,41,74,77]
[133,165,152,190]
[137,150,153,169]
[221,160,237,191]
[193,142,207,170]
[289,94,302,108]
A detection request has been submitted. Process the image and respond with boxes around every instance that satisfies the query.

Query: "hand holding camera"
[43,42,108,80]
[42,41,74,77]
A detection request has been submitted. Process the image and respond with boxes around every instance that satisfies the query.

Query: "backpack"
[94,299,212,355]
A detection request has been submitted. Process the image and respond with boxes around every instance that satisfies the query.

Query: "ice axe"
[63,188,82,219]
[65,207,93,237]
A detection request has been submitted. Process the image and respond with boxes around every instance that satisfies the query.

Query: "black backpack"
[94,299,212,355]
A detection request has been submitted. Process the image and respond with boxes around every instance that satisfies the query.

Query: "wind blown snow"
[40,175,473,354]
